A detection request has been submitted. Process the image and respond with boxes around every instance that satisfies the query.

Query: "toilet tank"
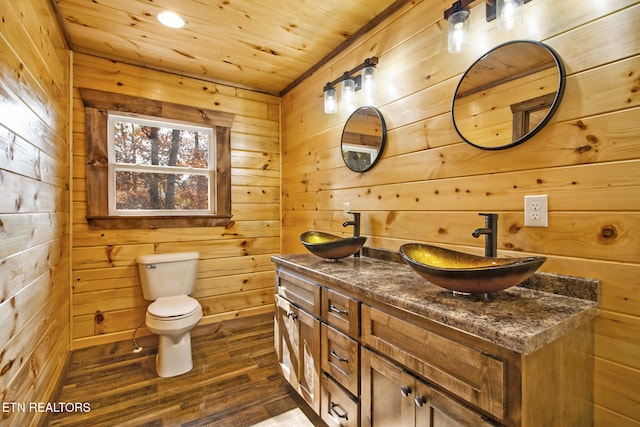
[136,252,200,300]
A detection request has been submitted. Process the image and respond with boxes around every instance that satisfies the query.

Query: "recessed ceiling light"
[157,11,185,29]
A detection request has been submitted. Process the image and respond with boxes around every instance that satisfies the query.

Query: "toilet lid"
[148,295,200,318]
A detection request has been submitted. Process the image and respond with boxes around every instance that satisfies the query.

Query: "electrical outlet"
[524,195,548,227]
[343,202,351,219]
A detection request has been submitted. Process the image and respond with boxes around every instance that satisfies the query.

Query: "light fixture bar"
[443,0,474,19]
[323,57,378,91]
[322,57,379,114]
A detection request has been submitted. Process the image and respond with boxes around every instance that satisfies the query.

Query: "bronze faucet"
[343,212,361,257]
[472,213,498,257]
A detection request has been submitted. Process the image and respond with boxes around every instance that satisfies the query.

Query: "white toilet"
[136,251,203,378]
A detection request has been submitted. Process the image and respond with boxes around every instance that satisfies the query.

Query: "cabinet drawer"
[361,305,506,420]
[321,373,360,427]
[322,324,359,396]
[276,268,321,317]
[322,287,360,337]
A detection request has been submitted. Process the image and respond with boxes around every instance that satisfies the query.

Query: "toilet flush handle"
[146,264,157,269]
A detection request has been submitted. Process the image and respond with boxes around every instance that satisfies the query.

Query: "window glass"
[114,172,209,211]
[107,113,215,216]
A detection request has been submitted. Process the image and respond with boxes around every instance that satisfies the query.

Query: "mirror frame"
[452,40,566,150]
[341,106,387,172]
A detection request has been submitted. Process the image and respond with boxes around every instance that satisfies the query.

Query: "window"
[80,88,234,229]
[108,113,214,216]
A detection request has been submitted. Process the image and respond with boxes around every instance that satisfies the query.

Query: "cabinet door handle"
[330,402,349,420]
[329,304,349,316]
[286,311,297,320]
[400,386,412,397]
[330,348,349,363]
[415,395,426,407]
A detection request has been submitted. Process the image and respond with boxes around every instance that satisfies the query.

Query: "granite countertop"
[271,251,600,355]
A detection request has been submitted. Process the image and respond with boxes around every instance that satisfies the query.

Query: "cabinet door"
[298,305,321,414]
[362,348,496,427]
[275,295,298,385]
[414,379,497,427]
[361,348,414,427]
[274,295,321,414]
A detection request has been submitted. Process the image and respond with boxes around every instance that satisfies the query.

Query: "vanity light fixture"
[341,72,357,113]
[157,11,185,29]
[486,0,530,31]
[444,0,533,54]
[323,57,378,114]
[361,60,377,99]
[323,84,337,114]
[444,0,472,54]
[497,0,524,30]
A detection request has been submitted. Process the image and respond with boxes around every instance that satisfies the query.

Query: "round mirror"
[452,40,565,150]
[341,106,387,172]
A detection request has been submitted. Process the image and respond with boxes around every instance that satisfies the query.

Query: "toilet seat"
[147,295,200,320]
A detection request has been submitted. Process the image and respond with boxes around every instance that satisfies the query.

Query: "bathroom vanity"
[272,249,599,427]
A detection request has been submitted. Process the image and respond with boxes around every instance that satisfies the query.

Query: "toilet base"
[156,332,194,378]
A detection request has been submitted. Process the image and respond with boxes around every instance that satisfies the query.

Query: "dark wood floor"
[48,313,326,426]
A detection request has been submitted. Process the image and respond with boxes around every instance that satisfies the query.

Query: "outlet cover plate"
[524,195,548,227]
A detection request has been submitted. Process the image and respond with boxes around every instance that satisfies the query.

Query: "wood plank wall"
[281,0,640,425]
[0,0,71,426]
[70,54,281,349]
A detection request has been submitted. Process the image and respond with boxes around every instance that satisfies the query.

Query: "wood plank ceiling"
[52,0,407,95]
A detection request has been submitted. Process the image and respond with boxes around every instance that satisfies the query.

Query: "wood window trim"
[510,92,555,141]
[79,88,234,230]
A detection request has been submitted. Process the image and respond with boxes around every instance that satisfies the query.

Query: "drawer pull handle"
[415,395,426,407]
[330,348,349,363]
[329,304,349,316]
[286,311,298,320]
[400,386,412,397]
[330,402,349,420]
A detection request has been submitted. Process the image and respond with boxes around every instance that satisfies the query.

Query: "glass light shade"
[342,78,356,113]
[324,86,337,114]
[497,0,524,31]
[447,9,470,54]
[362,65,377,99]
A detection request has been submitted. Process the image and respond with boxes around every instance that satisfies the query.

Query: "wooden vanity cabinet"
[273,260,594,426]
[274,270,321,414]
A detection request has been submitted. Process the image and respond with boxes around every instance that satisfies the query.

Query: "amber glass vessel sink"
[300,231,367,260]
[399,243,546,293]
